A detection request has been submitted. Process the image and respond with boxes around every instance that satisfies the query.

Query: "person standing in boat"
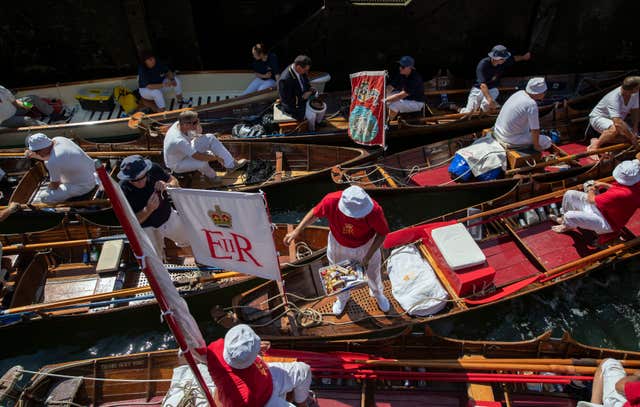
[206,324,316,406]
[586,76,640,153]
[284,185,391,316]
[242,43,280,95]
[163,110,247,185]
[118,155,190,257]
[458,45,531,114]
[25,133,97,203]
[137,51,185,112]
[277,55,326,131]
[384,55,425,121]
[550,159,640,235]
[582,358,640,407]
[492,77,552,151]
[0,84,53,128]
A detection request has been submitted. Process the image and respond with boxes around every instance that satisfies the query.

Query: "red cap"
[624,381,640,407]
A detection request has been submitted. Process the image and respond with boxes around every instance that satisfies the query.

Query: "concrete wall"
[1,0,636,89]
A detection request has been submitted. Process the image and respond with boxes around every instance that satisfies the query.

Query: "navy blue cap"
[398,55,415,68]
[488,45,511,60]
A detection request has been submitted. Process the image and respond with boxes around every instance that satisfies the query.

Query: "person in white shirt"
[0,85,52,128]
[493,77,551,151]
[163,110,247,184]
[25,133,97,203]
[583,358,640,407]
[587,76,640,151]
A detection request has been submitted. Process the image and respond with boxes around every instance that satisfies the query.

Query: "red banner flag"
[348,71,386,147]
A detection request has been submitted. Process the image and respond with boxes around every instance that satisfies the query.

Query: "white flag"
[169,188,281,281]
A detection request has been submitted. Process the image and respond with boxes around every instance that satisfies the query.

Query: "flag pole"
[95,162,217,406]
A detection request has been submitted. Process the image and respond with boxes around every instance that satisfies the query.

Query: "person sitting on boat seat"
[118,155,189,257]
[579,358,640,407]
[384,56,425,121]
[163,111,248,185]
[586,76,640,153]
[25,133,97,203]
[0,85,53,128]
[551,159,640,234]
[207,324,316,407]
[242,43,280,95]
[138,51,185,112]
[493,77,551,152]
[458,45,531,114]
[284,185,391,316]
[277,55,326,131]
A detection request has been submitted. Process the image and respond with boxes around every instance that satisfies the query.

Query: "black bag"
[244,159,276,184]
[232,123,265,138]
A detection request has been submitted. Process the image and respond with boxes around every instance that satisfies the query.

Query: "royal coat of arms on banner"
[348,71,386,147]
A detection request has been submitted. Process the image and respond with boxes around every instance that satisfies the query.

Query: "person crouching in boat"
[284,185,391,316]
[492,77,552,152]
[583,358,640,407]
[586,76,640,153]
[550,159,640,234]
[277,55,326,132]
[118,155,189,258]
[207,324,316,407]
[163,110,248,186]
[25,133,97,203]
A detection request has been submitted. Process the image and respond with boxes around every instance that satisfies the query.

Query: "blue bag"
[448,154,473,182]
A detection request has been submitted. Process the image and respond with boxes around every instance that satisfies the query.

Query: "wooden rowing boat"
[0,142,374,221]
[0,70,331,148]
[9,329,640,406]
[0,224,329,337]
[213,178,640,343]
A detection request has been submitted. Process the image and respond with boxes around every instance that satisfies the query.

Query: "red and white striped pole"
[95,163,216,406]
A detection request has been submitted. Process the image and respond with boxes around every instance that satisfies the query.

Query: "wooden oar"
[0,271,243,316]
[356,359,638,375]
[0,199,111,211]
[505,143,630,176]
[1,235,127,253]
[423,86,517,97]
[461,357,640,368]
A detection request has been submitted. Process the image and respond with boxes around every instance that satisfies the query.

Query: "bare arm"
[283,208,319,245]
[135,192,160,223]
[514,52,531,62]
[613,117,638,145]
[530,128,543,152]
[615,374,640,397]
[0,202,20,222]
[385,90,408,103]
[479,83,497,108]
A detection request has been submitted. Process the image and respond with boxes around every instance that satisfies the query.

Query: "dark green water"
[1,179,639,376]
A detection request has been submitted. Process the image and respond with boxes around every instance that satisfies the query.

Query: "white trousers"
[305,102,327,131]
[495,132,552,149]
[460,87,500,113]
[562,190,613,234]
[242,77,276,95]
[265,362,313,406]
[327,232,384,305]
[40,182,96,203]
[171,134,236,178]
[388,97,424,114]
[599,359,628,407]
[143,210,190,257]
[138,76,183,109]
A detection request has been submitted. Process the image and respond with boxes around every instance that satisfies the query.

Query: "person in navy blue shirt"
[241,44,280,95]
[459,45,531,114]
[137,51,185,112]
[385,56,425,121]
[278,55,314,121]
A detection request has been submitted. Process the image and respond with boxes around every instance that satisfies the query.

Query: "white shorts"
[40,182,96,203]
[589,117,615,134]
[138,77,183,109]
[600,359,627,407]
[266,362,312,406]
[388,97,424,114]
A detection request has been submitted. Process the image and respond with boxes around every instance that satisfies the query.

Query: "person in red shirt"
[551,159,640,234]
[206,324,314,407]
[284,185,391,315]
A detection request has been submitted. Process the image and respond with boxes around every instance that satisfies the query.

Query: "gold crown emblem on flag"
[208,205,232,228]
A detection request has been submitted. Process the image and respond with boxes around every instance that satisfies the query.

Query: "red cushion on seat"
[383,221,456,249]
[450,265,496,297]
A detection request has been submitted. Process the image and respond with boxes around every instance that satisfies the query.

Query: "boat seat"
[273,103,308,133]
[431,223,486,270]
[44,377,83,406]
[96,239,124,274]
[506,147,542,170]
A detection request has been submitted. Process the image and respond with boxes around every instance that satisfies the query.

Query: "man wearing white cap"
[164,110,247,185]
[206,324,314,407]
[492,77,552,151]
[459,45,531,114]
[284,185,391,316]
[587,76,640,152]
[25,133,97,203]
[550,159,640,234]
